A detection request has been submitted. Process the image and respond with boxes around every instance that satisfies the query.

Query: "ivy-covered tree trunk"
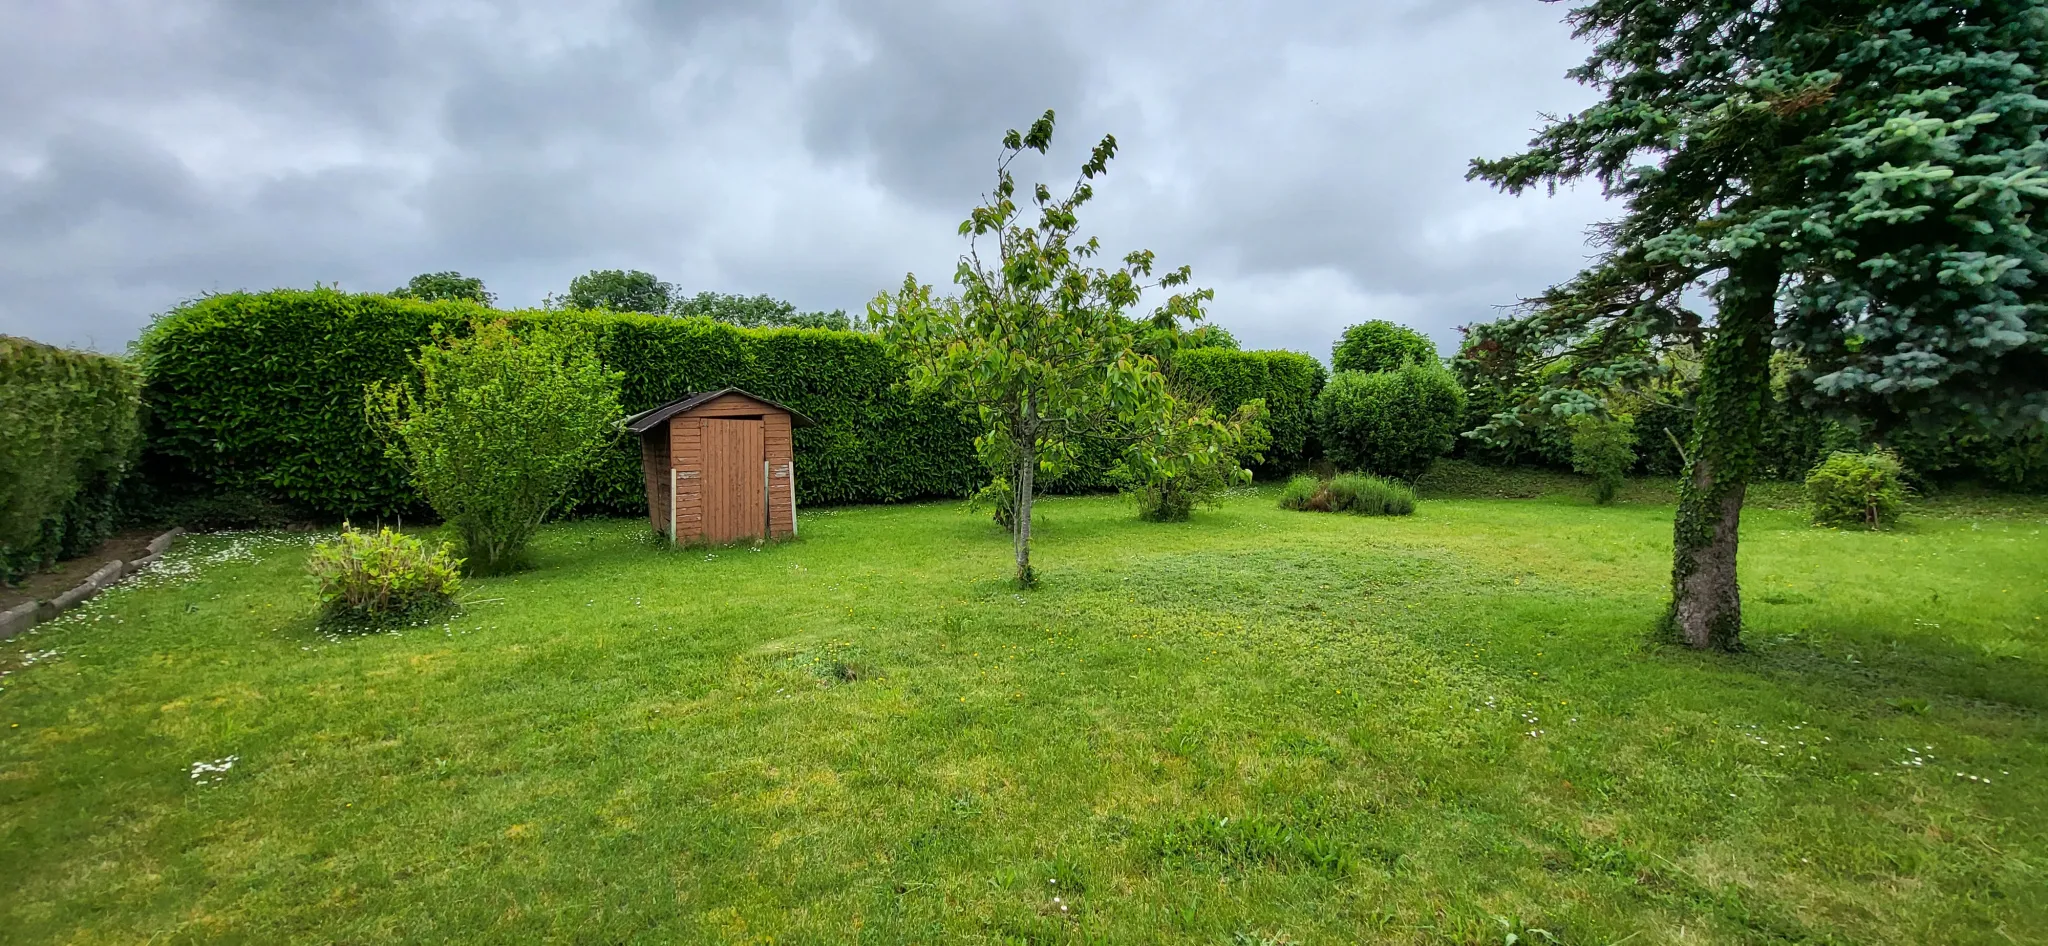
[1666,258,1779,650]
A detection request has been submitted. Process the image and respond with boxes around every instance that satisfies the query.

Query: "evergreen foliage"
[0,336,142,583]
[1332,320,1438,374]
[135,289,986,519]
[1469,0,2048,649]
[1315,364,1466,481]
[1167,348,1324,471]
[367,321,622,573]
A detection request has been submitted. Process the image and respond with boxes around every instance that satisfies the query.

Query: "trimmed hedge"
[1,336,142,582]
[1169,348,1325,471]
[138,290,984,519]
[137,290,1322,520]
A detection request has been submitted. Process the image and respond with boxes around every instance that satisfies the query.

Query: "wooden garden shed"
[622,388,813,545]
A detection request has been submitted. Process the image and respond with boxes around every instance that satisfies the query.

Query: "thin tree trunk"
[1666,257,1779,650]
[1013,436,1036,588]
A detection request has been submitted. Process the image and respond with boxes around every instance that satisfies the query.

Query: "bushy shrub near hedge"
[1332,321,1438,374]
[1,336,142,583]
[1315,364,1466,481]
[1170,348,1324,472]
[1569,414,1637,504]
[1806,450,1907,528]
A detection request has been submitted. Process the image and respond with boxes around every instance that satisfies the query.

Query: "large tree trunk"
[1013,438,1036,588]
[1666,257,1779,650]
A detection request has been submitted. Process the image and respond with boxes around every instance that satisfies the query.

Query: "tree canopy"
[1470,0,2048,650]
[392,271,493,305]
[670,291,857,330]
[564,269,673,314]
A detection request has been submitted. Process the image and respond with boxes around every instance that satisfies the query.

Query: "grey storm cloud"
[0,0,1610,358]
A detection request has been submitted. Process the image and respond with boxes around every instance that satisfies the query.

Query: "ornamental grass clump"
[308,525,463,628]
[1806,450,1907,529]
[1277,472,1414,516]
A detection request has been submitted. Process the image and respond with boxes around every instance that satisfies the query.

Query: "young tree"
[565,269,673,313]
[870,110,1215,586]
[393,271,494,305]
[367,320,622,574]
[1470,0,2048,649]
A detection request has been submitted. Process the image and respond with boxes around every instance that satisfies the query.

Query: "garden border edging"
[0,527,184,642]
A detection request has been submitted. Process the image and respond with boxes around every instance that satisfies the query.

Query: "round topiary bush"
[1805,449,1907,528]
[1314,364,1466,480]
[1331,321,1438,374]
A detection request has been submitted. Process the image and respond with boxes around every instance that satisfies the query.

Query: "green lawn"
[3,485,2045,944]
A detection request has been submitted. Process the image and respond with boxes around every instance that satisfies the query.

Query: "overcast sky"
[0,0,1611,359]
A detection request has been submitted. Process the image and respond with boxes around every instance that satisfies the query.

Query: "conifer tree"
[1471,0,2047,649]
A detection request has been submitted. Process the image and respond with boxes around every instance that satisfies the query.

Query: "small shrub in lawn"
[1278,474,1327,511]
[1278,473,1414,516]
[309,525,463,627]
[1806,449,1907,528]
[1327,473,1416,515]
[1569,414,1637,504]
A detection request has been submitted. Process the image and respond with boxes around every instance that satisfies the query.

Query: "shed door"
[702,418,766,543]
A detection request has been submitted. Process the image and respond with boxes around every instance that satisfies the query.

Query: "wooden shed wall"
[649,393,799,544]
[670,416,704,542]
[766,412,794,537]
[641,428,671,534]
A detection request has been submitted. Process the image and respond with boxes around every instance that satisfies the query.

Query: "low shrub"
[1332,320,1437,374]
[308,525,463,626]
[1315,364,1466,481]
[1278,472,1415,516]
[1569,414,1637,504]
[1127,399,1271,523]
[1806,450,1907,528]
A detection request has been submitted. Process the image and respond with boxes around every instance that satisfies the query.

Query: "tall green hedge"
[1170,348,1325,471]
[1,336,142,582]
[138,290,988,519]
[137,290,1332,520]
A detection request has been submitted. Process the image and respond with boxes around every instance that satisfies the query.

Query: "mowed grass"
[2,485,2045,945]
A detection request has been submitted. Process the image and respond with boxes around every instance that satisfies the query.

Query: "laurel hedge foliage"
[136,289,1324,520]
[1168,347,1325,471]
[0,336,142,582]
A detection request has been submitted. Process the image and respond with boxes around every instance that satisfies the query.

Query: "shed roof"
[620,387,816,434]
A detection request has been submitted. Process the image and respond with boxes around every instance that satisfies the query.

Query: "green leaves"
[367,320,622,574]
[0,337,142,582]
[877,109,1216,578]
